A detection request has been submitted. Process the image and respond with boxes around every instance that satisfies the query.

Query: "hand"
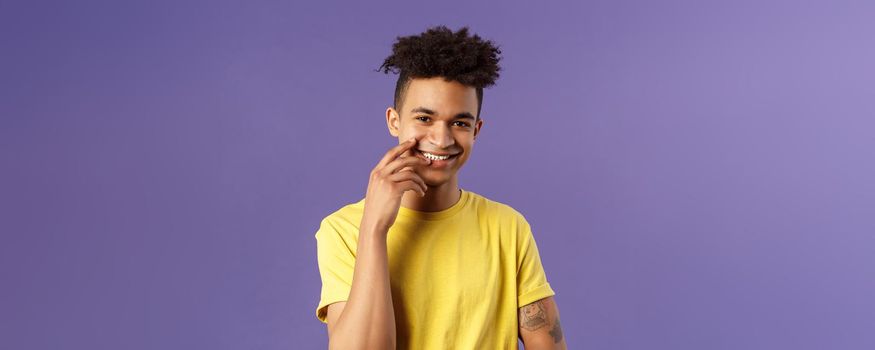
[361,137,432,232]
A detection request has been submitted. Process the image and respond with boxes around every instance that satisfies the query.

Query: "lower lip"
[417,151,458,168]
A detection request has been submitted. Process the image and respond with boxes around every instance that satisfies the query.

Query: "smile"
[417,150,459,161]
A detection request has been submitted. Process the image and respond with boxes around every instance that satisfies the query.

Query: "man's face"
[387,77,483,187]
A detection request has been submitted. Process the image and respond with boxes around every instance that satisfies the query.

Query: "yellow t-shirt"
[315,189,555,349]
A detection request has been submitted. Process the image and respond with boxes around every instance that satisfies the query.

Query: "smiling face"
[387,76,483,187]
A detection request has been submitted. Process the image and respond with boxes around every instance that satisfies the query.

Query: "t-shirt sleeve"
[515,214,556,307]
[314,216,356,323]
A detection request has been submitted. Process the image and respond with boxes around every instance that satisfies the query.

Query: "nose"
[425,123,455,149]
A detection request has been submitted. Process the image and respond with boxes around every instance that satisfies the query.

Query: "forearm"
[522,340,567,350]
[519,297,566,350]
[328,219,396,350]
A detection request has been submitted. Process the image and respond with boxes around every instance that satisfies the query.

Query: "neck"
[400,175,461,212]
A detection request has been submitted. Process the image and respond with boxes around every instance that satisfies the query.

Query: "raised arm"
[519,296,566,349]
[324,138,430,350]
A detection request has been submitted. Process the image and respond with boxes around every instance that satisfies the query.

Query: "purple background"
[2,0,874,349]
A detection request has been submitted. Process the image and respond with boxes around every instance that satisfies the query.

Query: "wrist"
[359,216,390,237]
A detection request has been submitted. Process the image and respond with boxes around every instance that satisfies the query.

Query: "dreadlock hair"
[376,25,502,120]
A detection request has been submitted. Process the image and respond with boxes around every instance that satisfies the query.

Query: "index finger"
[376,137,419,169]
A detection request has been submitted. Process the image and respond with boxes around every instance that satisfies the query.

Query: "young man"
[315,25,565,349]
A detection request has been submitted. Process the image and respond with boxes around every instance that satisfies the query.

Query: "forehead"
[404,77,478,115]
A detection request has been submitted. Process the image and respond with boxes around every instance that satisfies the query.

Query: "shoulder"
[464,190,530,228]
[315,197,366,239]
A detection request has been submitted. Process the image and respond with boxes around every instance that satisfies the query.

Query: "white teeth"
[422,152,451,160]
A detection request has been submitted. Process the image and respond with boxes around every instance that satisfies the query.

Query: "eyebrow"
[410,107,476,120]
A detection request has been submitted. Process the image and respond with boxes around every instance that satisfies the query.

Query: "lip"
[416,149,459,157]
[413,149,460,168]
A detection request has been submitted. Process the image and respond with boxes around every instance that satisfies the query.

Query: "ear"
[386,107,401,137]
[473,118,484,142]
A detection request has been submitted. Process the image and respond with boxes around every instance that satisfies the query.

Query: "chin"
[423,178,449,188]
[421,172,454,188]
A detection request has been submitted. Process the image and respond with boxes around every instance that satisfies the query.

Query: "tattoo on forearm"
[520,300,548,331]
[520,300,565,344]
[549,318,563,343]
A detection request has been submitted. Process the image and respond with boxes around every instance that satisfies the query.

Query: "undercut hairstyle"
[376,25,502,120]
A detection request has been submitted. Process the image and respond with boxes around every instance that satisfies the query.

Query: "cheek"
[400,128,427,139]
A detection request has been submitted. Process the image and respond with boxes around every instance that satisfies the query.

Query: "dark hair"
[376,25,502,120]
